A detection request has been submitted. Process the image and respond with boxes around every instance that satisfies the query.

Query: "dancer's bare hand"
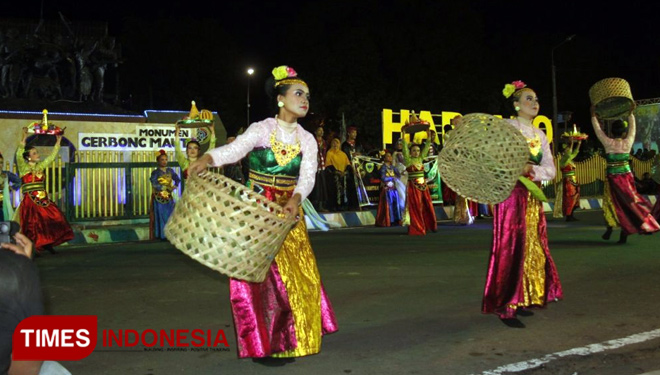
[188,154,213,176]
[282,194,301,218]
[1,232,34,259]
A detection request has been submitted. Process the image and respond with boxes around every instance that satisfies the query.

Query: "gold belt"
[408,171,425,179]
[21,182,45,194]
[249,170,297,191]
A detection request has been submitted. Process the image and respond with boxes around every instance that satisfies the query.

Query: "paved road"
[35,209,660,375]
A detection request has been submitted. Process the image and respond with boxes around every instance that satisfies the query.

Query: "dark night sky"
[4,0,660,145]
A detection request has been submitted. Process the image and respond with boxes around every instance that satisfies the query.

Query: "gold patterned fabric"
[248,170,297,191]
[602,180,620,228]
[271,206,323,357]
[520,192,547,307]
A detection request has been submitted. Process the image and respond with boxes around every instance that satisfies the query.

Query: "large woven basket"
[437,113,529,204]
[164,170,296,282]
[589,78,634,120]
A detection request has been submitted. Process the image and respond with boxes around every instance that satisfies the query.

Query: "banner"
[78,126,212,151]
[353,155,443,207]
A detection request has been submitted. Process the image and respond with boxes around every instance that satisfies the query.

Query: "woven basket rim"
[191,170,293,220]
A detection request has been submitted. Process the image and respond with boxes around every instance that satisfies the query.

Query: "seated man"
[0,232,43,375]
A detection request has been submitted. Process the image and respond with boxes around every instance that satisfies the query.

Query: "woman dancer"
[375,151,402,227]
[174,125,215,180]
[482,81,563,328]
[149,150,180,240]
[188,65,338,362]
[0,152,21,221]
[591,109,659,243]
[15,129,73,254]
[557,139,582,221]
[402,130,437,235]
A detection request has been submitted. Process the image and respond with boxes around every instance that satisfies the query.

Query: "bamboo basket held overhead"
[437,113,529,204]
[164,170,297,283]
[589,78,634,120]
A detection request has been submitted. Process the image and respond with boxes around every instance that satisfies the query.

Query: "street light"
[247,68,254,126]
[551,34,576,154]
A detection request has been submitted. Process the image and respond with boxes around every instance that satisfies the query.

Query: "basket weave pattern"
[589,78,634,119]
[437,114,529,204]
[164,170,296,282]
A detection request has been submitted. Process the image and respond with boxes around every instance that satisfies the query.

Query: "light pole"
[247,68,254,127]
[551,34,575,154]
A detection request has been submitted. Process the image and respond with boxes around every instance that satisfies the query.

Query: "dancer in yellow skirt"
[189,66,338,363]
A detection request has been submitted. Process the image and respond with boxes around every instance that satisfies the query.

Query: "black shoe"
[602,227,613,240]
[44,245,58,254]
[252,357,295,367]
[566,215,578,222]
[500,318,525,328]
[517,309,534,317]
[617,232,628,244]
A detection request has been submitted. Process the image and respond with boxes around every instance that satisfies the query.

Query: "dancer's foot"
[602,227,613,240]
[566,215,578,222]
[252,357,295,366]
[516,309,535,317]
[617,232,628,244]
[44,245,58,254]
[500,318,525,328]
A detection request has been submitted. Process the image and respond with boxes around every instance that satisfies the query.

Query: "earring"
[278,101,284,108]
[515,106,521,111]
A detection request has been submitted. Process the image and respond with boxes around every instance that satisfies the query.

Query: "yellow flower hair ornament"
[502,80,527,98]
[272,65,307,88]
[272,65,297,80]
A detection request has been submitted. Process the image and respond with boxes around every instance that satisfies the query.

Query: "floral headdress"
[155,149,167,159]
[272,65,307,88]
[502,80,527,99]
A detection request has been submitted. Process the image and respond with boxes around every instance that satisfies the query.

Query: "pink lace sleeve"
[294,130,319,201]
[207,121,267,167]
[531,128,556,182]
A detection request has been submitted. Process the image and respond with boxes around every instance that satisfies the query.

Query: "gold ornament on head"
[177,100,214,127]
[42,109,49,130]
[188,101,200,119]
[27,109,65,135]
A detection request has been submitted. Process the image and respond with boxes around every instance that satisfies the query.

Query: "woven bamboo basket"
[589,78,634,119]
[437,113,529,204]
[164,170,297,282]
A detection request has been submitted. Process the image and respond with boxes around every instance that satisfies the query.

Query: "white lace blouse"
[506,118,556,182]
[206,117,318,201]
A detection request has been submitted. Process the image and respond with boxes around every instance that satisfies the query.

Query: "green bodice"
[605,153,631,174]
[248,148,302,177]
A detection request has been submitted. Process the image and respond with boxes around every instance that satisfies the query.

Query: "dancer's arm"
[531,130,556,181]
[36,136,62,170]
[174,125,189,171]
